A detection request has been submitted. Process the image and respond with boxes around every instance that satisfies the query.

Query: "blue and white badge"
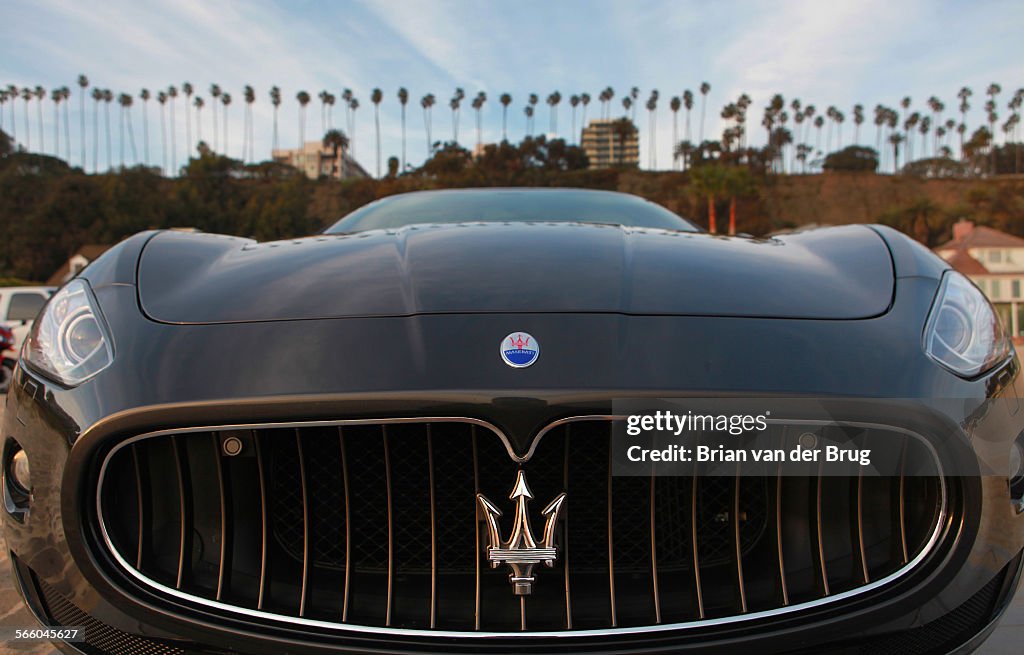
[500,332,540,368]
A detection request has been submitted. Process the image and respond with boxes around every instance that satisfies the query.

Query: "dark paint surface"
[138,223,894,324]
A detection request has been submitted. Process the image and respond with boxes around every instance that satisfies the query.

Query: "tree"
[822,145,879,172]
[569,94,580,144]
[524,105,534,137]
[20,88,31,150]
[387,155,400,178]
[957,86,972,158]
[724,166,756,235]
[270,86,281,151]
[322,128,349,179]
[888,131,904,171]
[371,88,383,178]
[528,93,539,131]
[646,90,659,169]
[157,91,168,174]
[397,87,409,171]
[31,86,44,154]
[102,89,113,170]
[698,82,710,142]
[580,93,591,128]
[421,93,435,153]
[60,86,71,162]
[472,91,487,148]
[209,84,222,151]
[987,83,1001,173]
[296,91,310,148]
[547,91,561,135]
[670,96,681,169]
[182,82,194,158]
[139,89,151,165]
[243,85,255,162]
[77,75,88,167]
[221,93,232,156]
[167,85,178,173]
[348,97,359,157]
[499,92,512,142]
[50,88,61,157]
[689,163,729,233]
[193,96,204,146]
[610,117,636,166]
[852,104,864,145]
[450,87,464,143]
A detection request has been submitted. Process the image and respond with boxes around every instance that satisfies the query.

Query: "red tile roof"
[944,249,989,275]
[938,224,1024,250]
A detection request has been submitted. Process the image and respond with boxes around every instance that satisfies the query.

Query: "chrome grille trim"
[95,416,949,638]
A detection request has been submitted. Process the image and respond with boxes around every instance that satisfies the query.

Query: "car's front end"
[4,190,1024,654]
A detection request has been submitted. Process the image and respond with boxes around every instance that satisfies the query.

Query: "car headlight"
[22,280,113,386]
[925,271,1011,378]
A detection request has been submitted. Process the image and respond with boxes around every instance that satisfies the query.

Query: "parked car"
[3,189,1023,654]
[0,285,55,358]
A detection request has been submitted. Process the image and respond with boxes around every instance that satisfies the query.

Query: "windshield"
[324,189,700,233]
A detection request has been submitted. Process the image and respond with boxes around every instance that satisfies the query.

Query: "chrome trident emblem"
[477,470,567,596]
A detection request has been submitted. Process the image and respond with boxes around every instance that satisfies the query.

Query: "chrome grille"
[97,418,945,634]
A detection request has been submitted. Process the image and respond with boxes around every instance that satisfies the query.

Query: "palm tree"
[221,93,232,155]
[89,87,102,171]
[243,85,255,162]
[499,92,512,141]
[629,86,640,123]
[889,131,904,171]
[296,91,310,148]
[682,89,694,143]
[61,86,71,161]
[813,115,824,151]
[698,82,710,143]
[524,105,534,136]
[167,85,178,172]
[157,91,167,174]
[528,93,539,133]
[1,91,7,138]
[957,86,972,157]
[567,94,580,144]
[580,93,591,128]
[121,93,138,165]
[51,88,61,157]
[852,104,864,145]
[371,88,383,177]
[182,83,193,158]
[102,89,114,170]
[19,88,31,150]
[323,128,349,179]
[918,116,931,159]
[547,91,561,135]
[421,93,435,154]
[348,97,359,156]
[669,96,681,169]
[77,75,88,166]
[33,86,45,153]
[341,88,353,135]
[987,83,1001,173]
[325,92,336,131]
[139,89,151,165]
[318,90,330,137]
[193,96,204,146]
[270,86,281,151]
[472,91,486,148]
[209,84,222,151]
[397,87,409,170]
[449,88,464,143]
[689,164,729,233]
[646,90,659,169]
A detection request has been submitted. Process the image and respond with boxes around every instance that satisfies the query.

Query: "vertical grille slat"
[254,432,269,610]
[295,430,310,617]
[733,464,747,613]
[606,444,617,628]
[213,434,231,601]
[100,419,946,636]
[563,425,573,630]
[427,425,437,630]
[339,428,352,622]
[383,426,394,627]
[172,440,192,591]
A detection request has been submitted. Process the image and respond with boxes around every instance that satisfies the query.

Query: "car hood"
[137,223,894,323]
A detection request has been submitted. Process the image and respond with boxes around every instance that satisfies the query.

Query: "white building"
[935,220,1024,338]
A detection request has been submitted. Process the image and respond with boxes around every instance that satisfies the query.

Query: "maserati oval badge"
[500,332,540,368]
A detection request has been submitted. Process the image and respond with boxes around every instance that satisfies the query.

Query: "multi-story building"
[271,142,369,180]
[580,119,639,169]
[935,220,1024,338]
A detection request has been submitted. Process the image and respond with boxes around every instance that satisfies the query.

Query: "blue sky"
[2,0,1022,175]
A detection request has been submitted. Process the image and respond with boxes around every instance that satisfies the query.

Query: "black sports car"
[3,188,1023,654]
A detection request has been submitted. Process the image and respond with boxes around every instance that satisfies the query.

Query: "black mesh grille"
[98,419,944,633]
[36,574,186,655]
